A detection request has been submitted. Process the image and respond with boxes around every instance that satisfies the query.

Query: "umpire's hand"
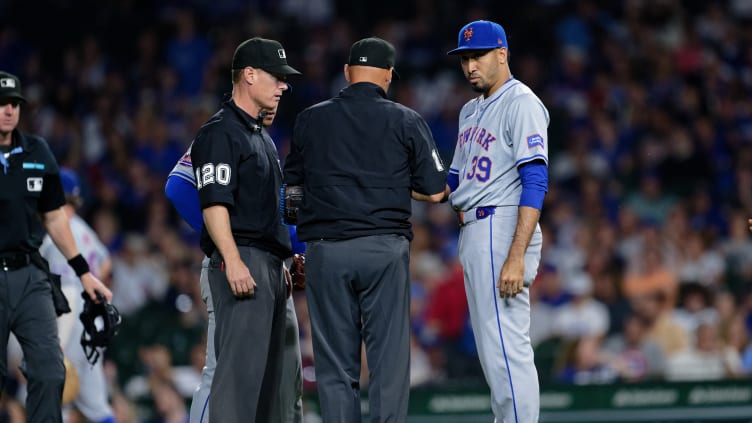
[81,273,112,303]
[224,258,256,298]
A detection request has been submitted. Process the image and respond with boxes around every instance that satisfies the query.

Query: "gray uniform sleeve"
[507,94,550,167]
[449,102,473,180]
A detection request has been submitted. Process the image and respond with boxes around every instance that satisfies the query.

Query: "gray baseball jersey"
[40,215,109,290]
[451,77,549,423]
[449,78,549,211]
[169,145,195,184]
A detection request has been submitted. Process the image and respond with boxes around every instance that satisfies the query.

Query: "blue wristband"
[447,171,459,192]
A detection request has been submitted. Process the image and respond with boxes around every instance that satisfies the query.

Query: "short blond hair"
[232,68,243,84]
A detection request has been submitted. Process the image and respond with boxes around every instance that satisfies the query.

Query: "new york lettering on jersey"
[457,125,497,151]
[449,79,548,211]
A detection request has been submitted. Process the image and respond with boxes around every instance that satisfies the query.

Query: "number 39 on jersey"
[465,155,492,182]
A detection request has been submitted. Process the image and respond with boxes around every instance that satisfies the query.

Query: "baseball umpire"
[165,103,305,423]
[0,70,112,422]
[282,37,449,422]
[190,38,300,422]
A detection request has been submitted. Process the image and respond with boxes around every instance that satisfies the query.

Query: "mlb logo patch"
[27,177,43,192]
[0,78,16,88]
[526,134,544,149]
[278,49,286,59]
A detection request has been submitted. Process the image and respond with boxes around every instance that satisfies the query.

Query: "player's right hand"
[498,257,524,299]
[224,258,256,298]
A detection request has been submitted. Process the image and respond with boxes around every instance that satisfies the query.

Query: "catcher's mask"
[80,292,122,365]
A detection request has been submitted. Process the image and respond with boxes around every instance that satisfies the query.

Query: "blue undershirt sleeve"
[518,161,548,210]
[447,170,459,192]
[288,225,306,254]
[165,176,204,233]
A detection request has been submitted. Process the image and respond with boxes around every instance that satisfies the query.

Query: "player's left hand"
[80,273,113,303]
[498,257,525,299]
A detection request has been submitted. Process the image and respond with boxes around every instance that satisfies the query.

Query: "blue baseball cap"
[447,20,508,55]
[60,168,81,197]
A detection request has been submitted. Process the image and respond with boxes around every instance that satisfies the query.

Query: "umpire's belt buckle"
[0,253,30,271]
[457,206,496,226]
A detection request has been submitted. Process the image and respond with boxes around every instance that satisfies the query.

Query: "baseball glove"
[290,253,305,291]
[281,184,304,225]
[80,292,122,365]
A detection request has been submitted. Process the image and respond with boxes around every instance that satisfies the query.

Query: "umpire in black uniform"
[283,37,449,423]
[0,71,112,422]
[190,38,300,423]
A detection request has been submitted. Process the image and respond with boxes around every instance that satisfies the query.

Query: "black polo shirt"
[283,82,447,241]
[0,130,65,254]
[192,99,292,259]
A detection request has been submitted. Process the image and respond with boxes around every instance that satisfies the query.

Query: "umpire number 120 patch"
[196,163,231,189]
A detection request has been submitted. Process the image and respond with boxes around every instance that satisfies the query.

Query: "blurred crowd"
[3,0,752,420]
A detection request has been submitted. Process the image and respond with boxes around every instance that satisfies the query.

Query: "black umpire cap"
[0,71,26,102]
[348,37,400,79]
[232,38,301,76]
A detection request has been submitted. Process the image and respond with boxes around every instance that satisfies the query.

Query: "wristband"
[68,254,91,277]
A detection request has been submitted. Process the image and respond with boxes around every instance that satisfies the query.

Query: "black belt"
[0,252,32,271]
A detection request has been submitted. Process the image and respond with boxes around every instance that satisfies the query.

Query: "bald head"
[344,64,394,92]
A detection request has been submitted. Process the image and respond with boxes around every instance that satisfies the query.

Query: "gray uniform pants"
[190,257,303,423]
[208,246,287,423]
[306,235,411,423]
[0,264,65,423]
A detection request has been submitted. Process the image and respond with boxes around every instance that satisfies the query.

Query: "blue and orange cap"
[447,20,508,55]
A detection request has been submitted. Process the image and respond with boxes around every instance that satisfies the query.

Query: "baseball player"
[447,20,550,423]
[39,168,115,423]
[164,105,303,423]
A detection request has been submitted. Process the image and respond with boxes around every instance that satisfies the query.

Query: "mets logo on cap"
[448,20,508,55]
